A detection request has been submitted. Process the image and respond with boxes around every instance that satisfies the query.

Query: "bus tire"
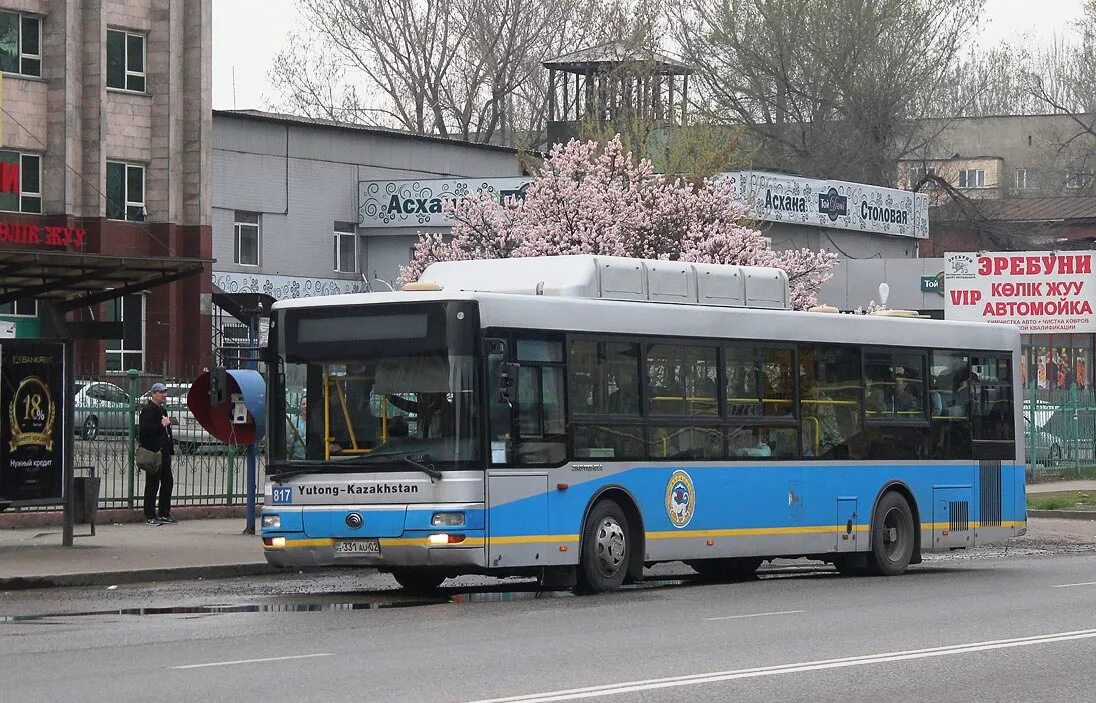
[390,568,446,593]
[689,557,763,581]
[866,491,915,576]
[576,499,629,594]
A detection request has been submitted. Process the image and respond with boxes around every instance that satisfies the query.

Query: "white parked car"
[73,381,133,440]
[137,383,218,454]
[1024,415,1063,465]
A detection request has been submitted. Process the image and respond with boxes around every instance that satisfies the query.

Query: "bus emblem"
[665,470,695,528]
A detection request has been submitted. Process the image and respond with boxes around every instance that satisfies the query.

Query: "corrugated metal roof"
[213,109,522,155]
[976,197,1096,222]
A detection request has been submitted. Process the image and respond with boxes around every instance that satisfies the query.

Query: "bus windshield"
[270,302,482,469]
[274,352,480,467]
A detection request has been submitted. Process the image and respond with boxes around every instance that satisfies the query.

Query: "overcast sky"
[211,0,1087,112]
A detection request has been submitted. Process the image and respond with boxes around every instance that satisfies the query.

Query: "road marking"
[1052,581,1096,588]
[464,628,1096,703]
[171,653,334,670]
[704,610,805,621]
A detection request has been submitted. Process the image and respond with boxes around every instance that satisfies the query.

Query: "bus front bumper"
[261,533,487,569]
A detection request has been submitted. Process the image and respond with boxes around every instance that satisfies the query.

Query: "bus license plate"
[334,539,381,557]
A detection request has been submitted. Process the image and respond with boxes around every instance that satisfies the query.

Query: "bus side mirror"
[497,362,518,405]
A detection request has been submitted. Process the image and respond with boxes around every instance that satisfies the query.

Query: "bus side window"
[514,337,567,465]
[930,351,972,459]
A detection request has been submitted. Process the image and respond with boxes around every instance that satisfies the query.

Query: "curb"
[0,562,284,591]
[1029,510,1096,520]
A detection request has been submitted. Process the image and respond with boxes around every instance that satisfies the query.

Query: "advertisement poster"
[944,251,1096,333]
[0,341,64,502]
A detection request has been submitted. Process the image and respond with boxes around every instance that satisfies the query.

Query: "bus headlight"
[431,512,465,527]
[261,514,282,529]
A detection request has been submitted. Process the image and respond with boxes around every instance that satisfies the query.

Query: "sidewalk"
[1027,479,1096,494]
[0,517,276,589]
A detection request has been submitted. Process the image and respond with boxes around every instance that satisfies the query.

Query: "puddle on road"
[0,569,837,622]
[0,578,699,620]
[0,597,450,622]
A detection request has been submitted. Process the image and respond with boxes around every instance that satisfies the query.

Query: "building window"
[0,298,36,316]
[1015,168,1027,190]
[1065,171,1091,190]
[106,161,145,221]
[106,29,146,92]
[0,151,40,213]
[0,12,41,77]
[333,224,357,273]
[233,212,260,266]
[908,165,936,189]
[958,169,985,189]
[105,294,145,372]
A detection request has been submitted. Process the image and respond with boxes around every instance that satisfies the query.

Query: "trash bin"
[72,475,101,524]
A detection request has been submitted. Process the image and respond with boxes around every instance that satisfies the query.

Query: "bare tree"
[672,0,987,186]
[268,0,602,146]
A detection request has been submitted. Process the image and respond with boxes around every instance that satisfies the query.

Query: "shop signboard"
[358,177,532,228]
[0,340,65,503]
[722,171,929,239]
[944,251,1096,333]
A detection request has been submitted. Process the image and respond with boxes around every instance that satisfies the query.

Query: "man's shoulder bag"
[136,446,162,475]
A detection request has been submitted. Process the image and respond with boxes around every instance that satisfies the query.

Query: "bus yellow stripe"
[268,521,1026,550]
[648,526,866,539]
[266,538,334,549]
[489,535,580,545]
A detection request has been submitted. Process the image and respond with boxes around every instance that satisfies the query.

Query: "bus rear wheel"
[866,491,915,576]
[576,500,629,594]
[390,568,446,594]
[689,557,763,581]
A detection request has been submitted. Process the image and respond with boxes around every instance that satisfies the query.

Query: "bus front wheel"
[576,500,629,594]
[866,491,915,576]
[390,568,446,594]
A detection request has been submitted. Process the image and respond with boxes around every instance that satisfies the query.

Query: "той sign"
[920,273,944,295]
[0,223,86,247]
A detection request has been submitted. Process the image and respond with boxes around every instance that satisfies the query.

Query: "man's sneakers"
[158,515,177,524]
[145,517,162,526]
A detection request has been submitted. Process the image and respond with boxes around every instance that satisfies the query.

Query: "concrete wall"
[764,221,920,260]
[820,257,946,312]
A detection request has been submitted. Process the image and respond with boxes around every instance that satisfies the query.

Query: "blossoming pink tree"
[401,136,838,309]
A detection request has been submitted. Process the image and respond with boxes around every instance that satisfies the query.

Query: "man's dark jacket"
[138,400,174,455]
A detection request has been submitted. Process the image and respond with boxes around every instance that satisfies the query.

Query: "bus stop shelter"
[0,249,209,545]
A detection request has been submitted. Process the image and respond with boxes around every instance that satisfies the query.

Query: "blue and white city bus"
[260,255,1025,593]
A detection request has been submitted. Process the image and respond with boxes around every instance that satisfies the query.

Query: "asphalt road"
[3,547,1096,703]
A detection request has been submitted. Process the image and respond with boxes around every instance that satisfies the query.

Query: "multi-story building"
[898,113,1096,200]
[0,0,211,376]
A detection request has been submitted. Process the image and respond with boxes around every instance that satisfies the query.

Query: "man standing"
[139,382,175,525]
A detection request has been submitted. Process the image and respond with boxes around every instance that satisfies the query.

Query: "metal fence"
[4,371,267,514]
[1025,385,1096,481]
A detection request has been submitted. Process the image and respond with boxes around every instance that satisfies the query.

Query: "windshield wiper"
[401,454,442,482]
[328,451,443,482]
[270,468,321,483]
